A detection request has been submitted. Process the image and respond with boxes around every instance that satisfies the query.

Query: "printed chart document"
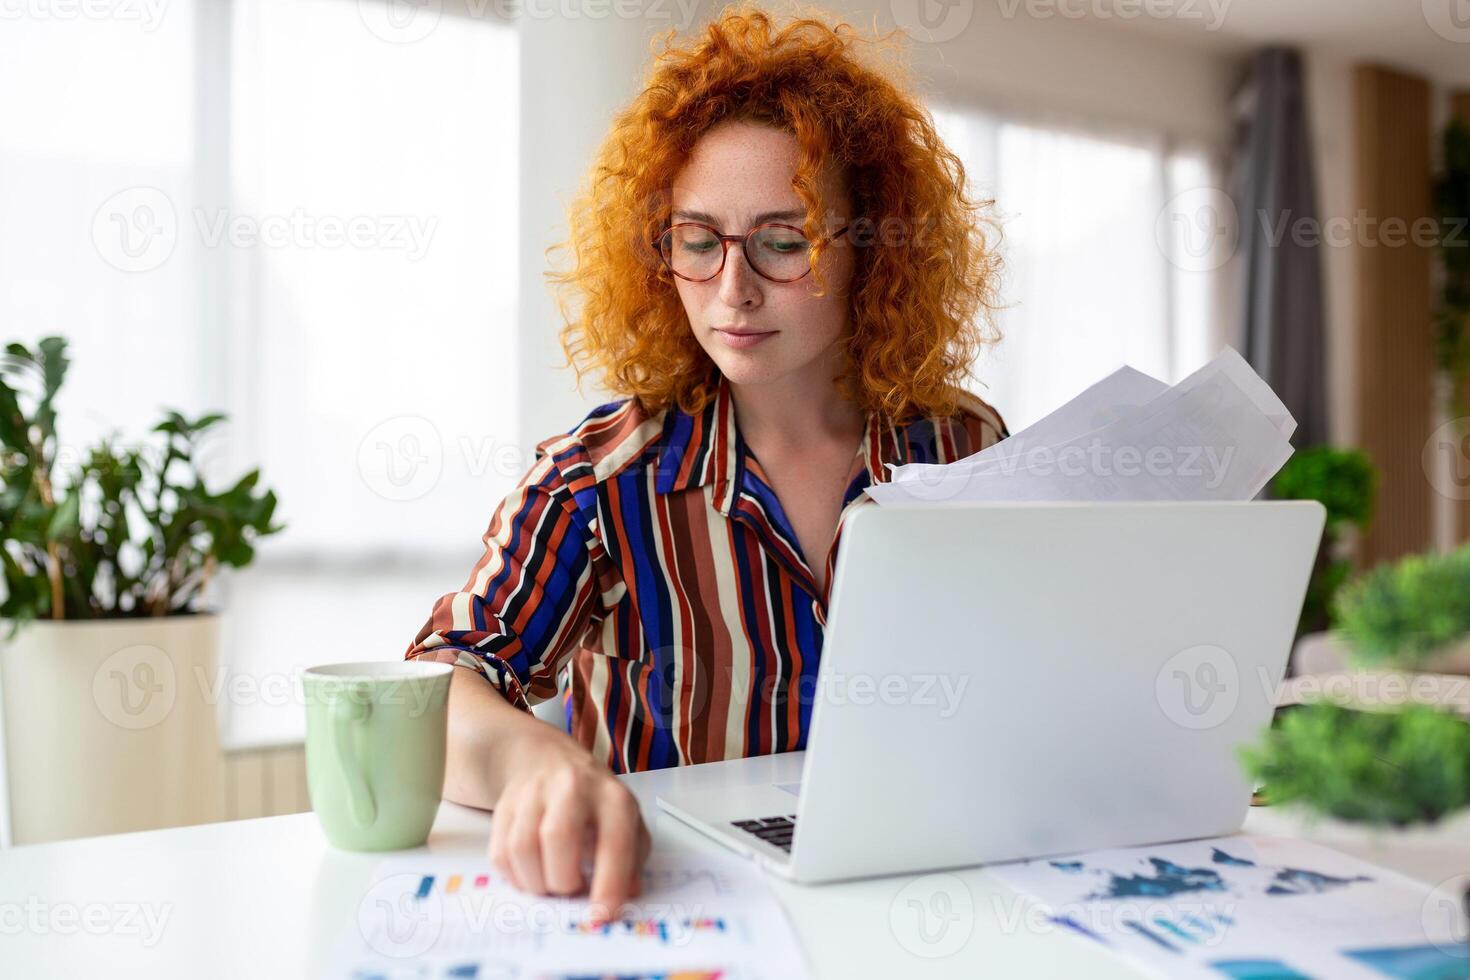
[330,845,809,979]
[867,347,1297,506]
[986,834,1468,980]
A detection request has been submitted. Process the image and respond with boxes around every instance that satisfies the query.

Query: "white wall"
[881,0,1241,148]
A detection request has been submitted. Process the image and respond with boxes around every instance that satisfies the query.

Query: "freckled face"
[667,120,855,387]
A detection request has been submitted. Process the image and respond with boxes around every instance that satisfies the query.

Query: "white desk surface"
[4,750,1467,979]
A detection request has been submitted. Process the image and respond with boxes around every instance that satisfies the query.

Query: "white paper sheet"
[330,846,809,980]
[887,363,1170,482]
[986,834,1468,980]
[868,347,1296,506]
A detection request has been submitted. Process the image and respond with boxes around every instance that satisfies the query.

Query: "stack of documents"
[865,346,1297,505]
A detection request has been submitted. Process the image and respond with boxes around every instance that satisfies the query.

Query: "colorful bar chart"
[413,872,496,901]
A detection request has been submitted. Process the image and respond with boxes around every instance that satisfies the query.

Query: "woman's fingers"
[539,778,592,895]
[506,792,549,896]
[487,737,652,910]
[630,820,653,897]
[488,790,520,891]
[587,784,645,917]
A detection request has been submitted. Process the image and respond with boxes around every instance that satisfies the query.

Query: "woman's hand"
[487,726,653,918]
[438,664,652,917]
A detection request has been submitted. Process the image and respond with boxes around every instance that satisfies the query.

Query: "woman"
[404,4,1008,917]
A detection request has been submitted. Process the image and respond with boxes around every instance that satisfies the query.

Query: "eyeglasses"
[650,221,851,283]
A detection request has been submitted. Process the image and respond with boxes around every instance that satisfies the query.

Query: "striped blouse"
[404,372,1008,774]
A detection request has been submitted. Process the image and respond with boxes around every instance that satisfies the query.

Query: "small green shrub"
[1240,702,1470,827]
[1270,446,1376,530]
[1332,543,1470,668]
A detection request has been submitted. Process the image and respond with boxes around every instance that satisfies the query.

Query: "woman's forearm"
[441,664,561,809]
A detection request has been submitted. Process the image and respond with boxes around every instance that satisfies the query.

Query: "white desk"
[3,751,1467,979]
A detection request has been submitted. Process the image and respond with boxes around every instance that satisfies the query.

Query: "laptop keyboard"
[731,814,797,852]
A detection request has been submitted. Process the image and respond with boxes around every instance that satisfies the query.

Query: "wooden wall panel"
[1453,91,1470,546]
[1354,66,1435,567]
[225,745,311,821]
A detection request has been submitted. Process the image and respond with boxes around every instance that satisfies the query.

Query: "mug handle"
[332,695,377,829]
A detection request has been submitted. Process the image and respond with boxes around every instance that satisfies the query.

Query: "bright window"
[0,0,519,748]
[930,106,1221,433]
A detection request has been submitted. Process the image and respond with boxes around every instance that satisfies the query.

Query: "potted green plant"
[0,336,283,844]
[1330,544,1470,674]
[1243,699,1470,827]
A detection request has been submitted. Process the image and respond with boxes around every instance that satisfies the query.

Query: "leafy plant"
[1242,542,1470,830]
[1267,446,1377,637]
[1240,702,1470,827]
[1,336,283,634]
[1331,542,1470,669]
[1434,116,1470,426]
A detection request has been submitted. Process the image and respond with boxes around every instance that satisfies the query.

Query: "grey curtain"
[1231,47,1329,449]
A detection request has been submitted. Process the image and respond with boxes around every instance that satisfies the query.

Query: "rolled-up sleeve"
[404,445,601,713]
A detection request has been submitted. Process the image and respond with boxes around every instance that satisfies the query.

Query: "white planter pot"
[0,614,226,845]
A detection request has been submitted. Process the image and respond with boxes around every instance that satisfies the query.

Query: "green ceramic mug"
[302,660,454,851]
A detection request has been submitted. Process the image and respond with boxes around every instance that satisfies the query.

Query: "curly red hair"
[547,3,1004,422]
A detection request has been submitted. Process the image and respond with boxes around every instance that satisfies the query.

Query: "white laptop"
[655,500,1326,884]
